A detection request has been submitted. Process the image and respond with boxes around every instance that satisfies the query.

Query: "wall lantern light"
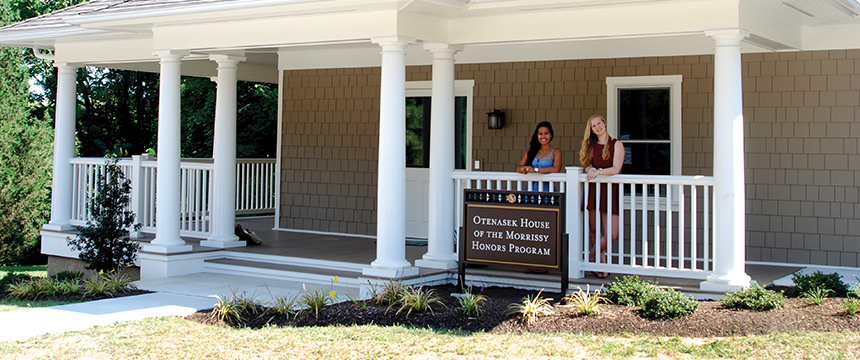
[487,109,505,130]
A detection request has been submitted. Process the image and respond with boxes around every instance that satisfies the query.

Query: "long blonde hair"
[579,114,612,168]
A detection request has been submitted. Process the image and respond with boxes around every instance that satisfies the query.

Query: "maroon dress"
[587,139,620,215]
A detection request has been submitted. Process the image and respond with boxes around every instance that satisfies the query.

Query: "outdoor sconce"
[487,109,505,130]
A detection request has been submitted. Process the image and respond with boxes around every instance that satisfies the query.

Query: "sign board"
[458,189,567,294]
[460,189,564,268]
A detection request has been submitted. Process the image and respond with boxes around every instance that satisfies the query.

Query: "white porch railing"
[69,156,276,238]
[452,168,714,280]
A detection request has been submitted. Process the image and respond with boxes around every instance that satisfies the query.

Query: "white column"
[43,63,78,231]
[363,37,419,278]
[416,43,462,270]
[145,50,192,253]
[701,29,751,292]
[201,54,246,248]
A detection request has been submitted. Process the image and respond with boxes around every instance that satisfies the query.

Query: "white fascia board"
[152,9,396,51]
[455,35,770,64]
[448,0,738,45]
[802,23,860,51]
[54,37,157,64]
[278,43,434,70]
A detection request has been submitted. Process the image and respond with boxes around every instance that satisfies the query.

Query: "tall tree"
[0,0,76,264]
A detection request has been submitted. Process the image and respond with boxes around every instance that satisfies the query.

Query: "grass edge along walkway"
[0,316,858,359]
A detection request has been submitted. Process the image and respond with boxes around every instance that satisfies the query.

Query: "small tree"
[67,157,141,273]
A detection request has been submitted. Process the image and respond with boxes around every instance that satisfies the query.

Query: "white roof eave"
[0,27,109,48]
[63,0,328,26]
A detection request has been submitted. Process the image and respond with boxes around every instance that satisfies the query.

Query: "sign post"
[458,189,568,295]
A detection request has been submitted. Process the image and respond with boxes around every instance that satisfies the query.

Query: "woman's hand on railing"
[585,167,600,181]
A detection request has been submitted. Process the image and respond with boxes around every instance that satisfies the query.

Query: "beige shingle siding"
[278,51,860,267]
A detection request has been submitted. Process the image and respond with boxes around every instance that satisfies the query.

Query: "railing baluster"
[678,184,686,270]
[704,185,711,272]
[666,184,673,269]
[691,185,698,271]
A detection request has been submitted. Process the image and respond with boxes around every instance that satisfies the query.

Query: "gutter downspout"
[33,47,55,61]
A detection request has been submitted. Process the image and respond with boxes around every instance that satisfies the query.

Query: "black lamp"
[487,109,505,130]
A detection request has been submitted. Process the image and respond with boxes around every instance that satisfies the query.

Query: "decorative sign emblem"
[506,193,517,204]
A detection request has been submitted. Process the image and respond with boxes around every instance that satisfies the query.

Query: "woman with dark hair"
[579,114,624,279]
[516,121,562,191]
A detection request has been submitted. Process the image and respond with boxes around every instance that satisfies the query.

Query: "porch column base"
[362,262,420,278]
[138,251,209,279]
[699,272,751,292]
[415,257,457,270]
[199,239,246,249]
[42,223,74,232]
[142,244,193,254]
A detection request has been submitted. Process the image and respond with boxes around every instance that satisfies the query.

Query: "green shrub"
[395,286,444,317]
[66,158,141,273]
[719,284,785,311]
[791,271,848,298]
[562,285,604,316]
[50,271,83,283]
[456,292,488,317]
[844,298,860,316]
[801,286,832,305]
[639,289,699,320]
[374,281,410,306]
[604,275,659,307]
[300,287,334,318]
[0,272,32,293]
[507,289,553,325]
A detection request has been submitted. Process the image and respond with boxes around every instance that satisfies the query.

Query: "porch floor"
[129,216,824,299]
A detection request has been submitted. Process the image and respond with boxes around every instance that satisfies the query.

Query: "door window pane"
[405,96,468,169]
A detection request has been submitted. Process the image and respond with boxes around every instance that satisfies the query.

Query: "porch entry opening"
[405,96,469,239]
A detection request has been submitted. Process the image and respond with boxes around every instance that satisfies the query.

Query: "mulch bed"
[185,284,860,337]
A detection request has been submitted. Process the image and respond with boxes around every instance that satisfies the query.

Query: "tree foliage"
[66,158,141,273]
[0,0,278,265]
[0,0,66,265]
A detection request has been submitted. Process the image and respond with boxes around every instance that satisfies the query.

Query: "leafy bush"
[844,298,860,316]
[562,285,604,316]
[639,289,699,320]
[270,295,300,318]
[507,289,553,325]
[456,291,488,317]
[102,271,136,294]
[0,272,32,293]
[212,292,243,324]
[719,284,785,311]
[301,287,334,318]
[395,286,444,317]
[791,271,848,298]
[801,287,832,305]
[604,275,659,307]
[373,280,410,306]
[66,158,141,273]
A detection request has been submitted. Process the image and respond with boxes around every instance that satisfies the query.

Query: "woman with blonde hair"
[580,114,624,278]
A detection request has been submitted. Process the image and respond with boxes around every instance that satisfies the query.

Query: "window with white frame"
[606,75,682,176]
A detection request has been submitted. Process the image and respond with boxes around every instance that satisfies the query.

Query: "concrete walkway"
[0,273,351,342]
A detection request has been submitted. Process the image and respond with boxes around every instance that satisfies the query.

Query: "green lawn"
[0,265,47,278]
[0,316,857,359]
